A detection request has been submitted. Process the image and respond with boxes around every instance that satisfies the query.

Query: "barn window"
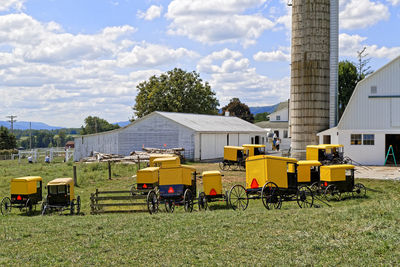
[276,115,281,121]
[363,134,375,145]
[251,137,254,144]
[262,137,265,144]
[370,86,377,94]
[350,134,362,145]
[283,130,288,138]
[227,134,229,145]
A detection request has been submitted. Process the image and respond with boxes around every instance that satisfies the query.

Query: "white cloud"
[339,33,400,59]
[0,0,25,11]
[137,5,163,20]
[166,0,274,46]
[197,49,290,106]
[339,0,389,29]
[387,0,400,6]
[0,13,197,126]
[117,42,198,67]
[253,47,290,62]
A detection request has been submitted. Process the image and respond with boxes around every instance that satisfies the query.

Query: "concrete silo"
[290,0,337,159]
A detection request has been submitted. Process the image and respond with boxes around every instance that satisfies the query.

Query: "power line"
[6,115,17,134]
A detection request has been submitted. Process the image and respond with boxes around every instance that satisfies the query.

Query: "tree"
[221,98,254,123]
[133,68,219,118]
[80,116,120,135]
[338,61,358,119]
[254,112,270,123]
[0,126,16,149]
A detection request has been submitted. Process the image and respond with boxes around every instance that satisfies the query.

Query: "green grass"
[1,160,400,266]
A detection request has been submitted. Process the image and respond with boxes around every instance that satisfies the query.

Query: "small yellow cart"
[198,171,228,210]
[41,178,81,215]
[319,164,366,201]
[1,176,43,215]
[146,158,197,214]
[306,144,345,164]
[242,144,266,157]
[228,155,314,210]
[219,146,247,171]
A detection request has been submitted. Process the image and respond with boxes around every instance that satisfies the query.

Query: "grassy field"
[0,160,400,266]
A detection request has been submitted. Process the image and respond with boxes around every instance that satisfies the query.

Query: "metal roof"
[255,121,288,129]
[156,112,266,133]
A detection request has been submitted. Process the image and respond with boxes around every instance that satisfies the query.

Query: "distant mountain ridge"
[249,104,279,115]
[0,121,63,130]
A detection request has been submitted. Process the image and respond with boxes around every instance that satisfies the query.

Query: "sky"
[0,0,399,127]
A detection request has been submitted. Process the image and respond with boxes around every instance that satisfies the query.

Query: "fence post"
[138,156,141,170]
[73,165,78,186]
[108,161,112,180]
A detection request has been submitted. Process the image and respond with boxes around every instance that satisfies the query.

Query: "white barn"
[317,55,400,165]
[74,111,267,161]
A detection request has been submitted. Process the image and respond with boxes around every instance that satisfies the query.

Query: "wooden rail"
[90,189,147,214]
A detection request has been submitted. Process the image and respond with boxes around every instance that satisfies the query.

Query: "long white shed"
[74,111,267,161]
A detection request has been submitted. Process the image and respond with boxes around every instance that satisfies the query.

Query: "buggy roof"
[242,144,266,148]
[153,157,179,163]
[321,164,355,170]
[247,155,297,163]
[224,146,245,150]
[139,167,159,172]
[11,176,42,182]
[297,160,322,166]
[202,171,221,176]
[47,178,74,186]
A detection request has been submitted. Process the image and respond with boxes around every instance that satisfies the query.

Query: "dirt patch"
[355,166,400,180]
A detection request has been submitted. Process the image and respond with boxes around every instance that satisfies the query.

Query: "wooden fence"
[90,189,147,214]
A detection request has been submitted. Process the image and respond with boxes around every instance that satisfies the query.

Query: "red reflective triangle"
[143,184,147,189]
[209,188,217,196]
[17,195,22,200]
[251,179,259,189]
[168,187,174,193]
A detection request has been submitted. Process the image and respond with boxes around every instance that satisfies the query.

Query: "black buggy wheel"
[310,182,321,195]
[296,185,314,208]
[165,199,175,213]
[230,162,239,171]
[324,184,341,201]
[219,161,228,171]
[198,192,208,211]
[1,197,12,215]
[184,189,194,213]
[261,182,282,210]
[147,190,159,214]
[70,200,75,215]
[228,184,249,211]
[352,183,366,198]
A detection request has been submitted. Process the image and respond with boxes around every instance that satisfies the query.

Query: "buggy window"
[37,181,41,189]
[49,186,57,194]
[58,185,66,194]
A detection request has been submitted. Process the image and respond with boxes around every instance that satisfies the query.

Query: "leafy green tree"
[254,112,270,123]
[133,68,219,118]
[80,116,120,135]
[221,98,254,123]
[356,47,373,81]
[338,61,358,119]
[57,130,67,147]
[0,126,17,149]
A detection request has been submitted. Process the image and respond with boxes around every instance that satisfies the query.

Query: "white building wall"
[338,130,386,165]
[74,131,119,160]
[340,56,400,130]
[269,108,289,122]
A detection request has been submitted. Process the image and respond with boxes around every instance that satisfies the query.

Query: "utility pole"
[29,122,32,149]
[6,115,17,134]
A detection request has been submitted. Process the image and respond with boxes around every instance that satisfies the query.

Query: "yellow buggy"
[220,146,247,171]
[306,144,345,164]
[1,176,43,215]
[198,171,229,210]
[242,144,266,157]
[319,165,366,201]
[41,178,81,215]
[228,156,314,210]
[146,158,197,214]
